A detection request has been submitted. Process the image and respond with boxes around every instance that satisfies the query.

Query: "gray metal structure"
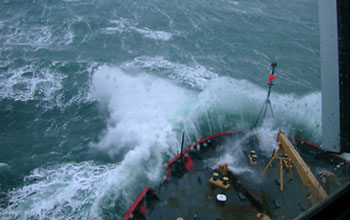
[319,0,349,153]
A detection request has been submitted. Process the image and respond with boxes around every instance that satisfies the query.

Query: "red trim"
[332,153,349,162]
[164,130,249,182]
[123,186,150,220]
[125,131,348,219]
[291,137,349,163]
[292,137,323,150]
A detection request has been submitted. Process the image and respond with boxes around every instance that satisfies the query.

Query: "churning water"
[0,0,320,219]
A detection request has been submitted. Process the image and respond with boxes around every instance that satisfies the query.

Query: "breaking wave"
[1,64,321,219]
[121,56,218,89]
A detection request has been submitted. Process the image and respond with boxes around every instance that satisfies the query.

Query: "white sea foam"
[1,65,321,218]
[121,56,218,89]
[1,67,322,219]
[90,65,196,157]
[196,78,320,177]
[217,140,254,175]
[91,67,320,181]
[184,76,321,143]
[2,18,77,49]
[104,18,172,41]
[88,66,199,216]
[0,162,116,220]
[1,159,169,219]
[132,28,172,41]
[90,67,321,207]
[5,25,53,47]
[61,29,75,46]
[104,19,132,33]
[0,64,65,102]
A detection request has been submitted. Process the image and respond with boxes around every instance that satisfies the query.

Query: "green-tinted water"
[0,0,321,219]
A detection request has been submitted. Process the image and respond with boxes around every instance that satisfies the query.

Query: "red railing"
[292,137,349,163]
[124,130,349,219]
[164,130,249,182]
[123,186,151,220]
[123,129,248,220]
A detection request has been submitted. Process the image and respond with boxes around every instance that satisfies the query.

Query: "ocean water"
[0,0,321,219]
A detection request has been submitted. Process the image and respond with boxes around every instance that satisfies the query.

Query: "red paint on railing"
[291,137,349,163]
[123,186,150,220]
[292,137,323,150]
[124,131,349,219]
[164,130,249,182]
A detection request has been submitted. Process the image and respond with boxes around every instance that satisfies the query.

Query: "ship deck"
[126,131,349,220]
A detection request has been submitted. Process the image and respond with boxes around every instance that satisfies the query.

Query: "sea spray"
[0,162,114,220]
[183,76,321,145]
[89,66,198,217]
[90,65,196,158]
[0,66,322,219]
[0,0,322,219]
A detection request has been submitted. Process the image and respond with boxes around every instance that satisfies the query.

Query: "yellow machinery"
[209,163,230,190]
[261,130,328,205]
[248,150,258,165]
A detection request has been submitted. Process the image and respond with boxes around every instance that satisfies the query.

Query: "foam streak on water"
[1,162,115,220]
[104,18,172,41]
[121,56,218,89]
[0,66,321,219]
[0,63,65,102]
[0,0,322,219]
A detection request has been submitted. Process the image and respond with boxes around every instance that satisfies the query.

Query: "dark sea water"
[0,0,321,219]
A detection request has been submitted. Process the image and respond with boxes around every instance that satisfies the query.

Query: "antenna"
[253,62,278,128]
[180,132,185,163]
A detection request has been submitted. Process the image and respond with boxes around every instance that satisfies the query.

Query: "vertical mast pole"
[180,132,185,162]
[266,62,277,101]
[253,62,278,128]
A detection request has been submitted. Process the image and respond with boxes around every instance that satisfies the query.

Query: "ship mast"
[180,131,185,163]
[253,62,278,128]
